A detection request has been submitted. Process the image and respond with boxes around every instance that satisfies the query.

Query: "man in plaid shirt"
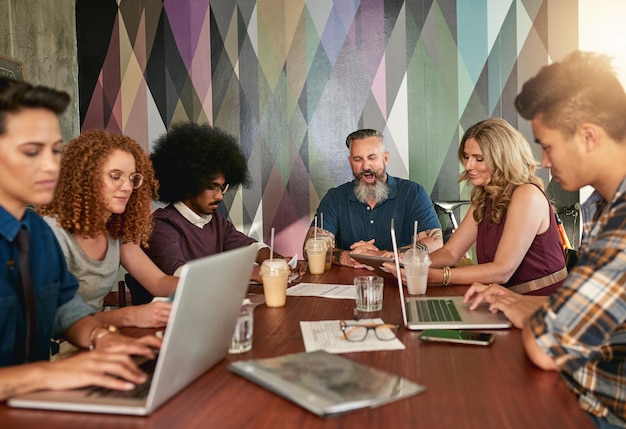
[464,51,626,429]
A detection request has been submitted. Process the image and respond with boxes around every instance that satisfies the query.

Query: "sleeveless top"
[476,186,566,296]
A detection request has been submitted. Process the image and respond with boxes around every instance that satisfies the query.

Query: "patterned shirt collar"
[580,176,626,254]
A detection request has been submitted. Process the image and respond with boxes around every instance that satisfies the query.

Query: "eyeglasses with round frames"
[339,320,400,342]
[106,170,144,189]
[207,183,229,194]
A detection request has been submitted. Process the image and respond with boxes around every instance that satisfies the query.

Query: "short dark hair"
[345,129,383,149]
[151,122,251,203]
[0,77,70,135]
[515,51,626,141]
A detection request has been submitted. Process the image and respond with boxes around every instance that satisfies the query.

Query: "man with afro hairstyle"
[144,122,301,288]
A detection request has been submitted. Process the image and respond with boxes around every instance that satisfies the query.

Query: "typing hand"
[95,331,161,359]
[481,293,542,329]
[463,283,546,329]
[130,301,172,328]
[41,351,148,392]
[463,283,511,310]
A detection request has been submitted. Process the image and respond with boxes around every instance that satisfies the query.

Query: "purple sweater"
[144,204,258,275]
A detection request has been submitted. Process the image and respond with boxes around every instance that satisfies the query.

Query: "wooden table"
[1,266,595,429]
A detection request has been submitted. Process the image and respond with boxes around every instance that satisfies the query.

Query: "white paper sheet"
[287,283,355,299]
[300,319,405,353]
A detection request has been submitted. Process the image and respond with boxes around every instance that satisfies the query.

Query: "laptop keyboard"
[414,299,462,322]
[87,357,157,399]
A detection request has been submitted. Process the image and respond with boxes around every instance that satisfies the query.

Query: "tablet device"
[348,253,402,278]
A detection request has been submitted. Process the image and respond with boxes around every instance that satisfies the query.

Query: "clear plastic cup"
[403,249,431,295]
[317,231,334,271]
[305,238,327,274]
[260,259,290,307]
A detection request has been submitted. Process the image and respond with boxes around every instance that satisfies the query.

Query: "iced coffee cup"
[260,259,290,307]
[318,230,334,271]
[305,238,327,274]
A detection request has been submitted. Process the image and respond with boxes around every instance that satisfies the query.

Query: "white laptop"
[389,220,511,330]
[8,245,257,415]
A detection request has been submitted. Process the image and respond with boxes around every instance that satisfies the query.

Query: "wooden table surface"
[1,265,595,429]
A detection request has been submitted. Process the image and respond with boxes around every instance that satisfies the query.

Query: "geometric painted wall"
[76,0,578,256]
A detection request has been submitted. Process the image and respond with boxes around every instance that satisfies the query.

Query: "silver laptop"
[8,245,257,415]
[389,220,511,330]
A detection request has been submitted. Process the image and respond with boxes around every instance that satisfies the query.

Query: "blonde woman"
[385,118,566,295]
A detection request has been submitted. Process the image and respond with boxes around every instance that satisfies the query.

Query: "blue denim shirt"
[0,207,94,365]
[312,175,441,251]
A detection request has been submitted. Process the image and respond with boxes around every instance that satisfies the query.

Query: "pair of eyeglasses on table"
[339,320,401,342]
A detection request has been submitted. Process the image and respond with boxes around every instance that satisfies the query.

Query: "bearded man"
[304,129,442,267]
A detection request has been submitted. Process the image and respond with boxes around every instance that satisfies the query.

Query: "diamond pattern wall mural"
[76,0,578,256]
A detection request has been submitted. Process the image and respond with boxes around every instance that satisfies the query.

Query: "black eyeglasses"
[106,170,144,189]
[207,183,229,194]
[340,320,399,342]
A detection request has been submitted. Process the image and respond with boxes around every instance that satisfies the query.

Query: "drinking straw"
[320,213,324,230]
[270,227,275,261]
[314,216,318,240]
[413,220,418,253]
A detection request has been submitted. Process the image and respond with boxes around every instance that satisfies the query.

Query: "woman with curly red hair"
[38,130,177,327]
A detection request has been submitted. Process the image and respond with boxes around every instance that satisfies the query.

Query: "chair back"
[125,273,154,305]
[565,248,578,272]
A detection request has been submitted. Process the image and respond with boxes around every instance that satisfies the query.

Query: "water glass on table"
[229,299,255,354]
[354,275,384,311]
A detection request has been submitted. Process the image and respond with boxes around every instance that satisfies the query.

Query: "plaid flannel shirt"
[530,177,626,421]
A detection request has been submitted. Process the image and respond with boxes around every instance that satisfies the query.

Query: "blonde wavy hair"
[38,130,158,245]
[457,118,543,224]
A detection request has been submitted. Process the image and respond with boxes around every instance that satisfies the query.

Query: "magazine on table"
[228,350,425,417]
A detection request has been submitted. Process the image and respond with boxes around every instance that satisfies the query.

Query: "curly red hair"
[38,130,159,245]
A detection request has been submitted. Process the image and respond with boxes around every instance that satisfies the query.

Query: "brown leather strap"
[509,267,568,295]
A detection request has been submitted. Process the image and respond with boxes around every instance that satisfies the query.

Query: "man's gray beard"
[354,179,390,204]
